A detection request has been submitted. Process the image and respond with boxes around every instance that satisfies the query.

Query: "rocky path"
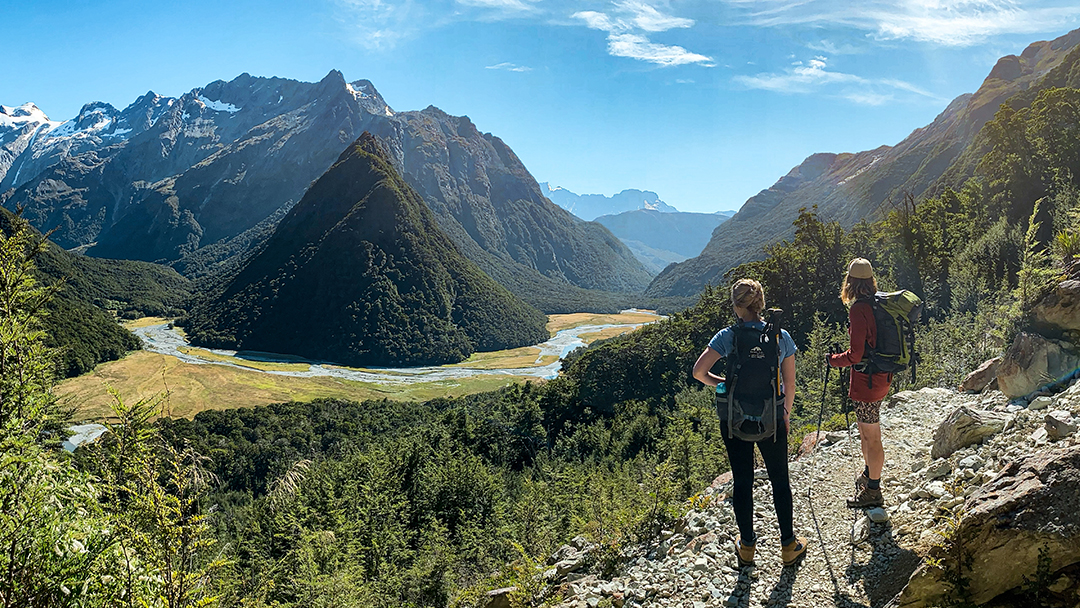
[548,385,1080,608]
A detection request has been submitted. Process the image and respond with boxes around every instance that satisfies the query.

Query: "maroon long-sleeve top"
[828,301,892,403]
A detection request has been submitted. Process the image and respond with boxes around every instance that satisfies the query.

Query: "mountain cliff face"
[2,72,649,308]
[647,27,1080,298]
[183,133,550,366]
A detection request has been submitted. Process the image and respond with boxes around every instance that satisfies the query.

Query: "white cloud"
[723,0,1080,47]
[807,39,863,54]
[574,10,622,32]
[608,33,714,66]
[571,2,712,66]
[619,1,695,31]
[735,56,943,104]
[456,0,541,15]
[486,62,534,71]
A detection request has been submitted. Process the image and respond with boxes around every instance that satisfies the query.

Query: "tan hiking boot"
[846,486,884,509]
[781,536,808,566]
[735,536,755,567]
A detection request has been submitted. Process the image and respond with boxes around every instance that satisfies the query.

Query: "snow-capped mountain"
[0,95,178,192]
[1,71,649,306]
[540,183,678,220]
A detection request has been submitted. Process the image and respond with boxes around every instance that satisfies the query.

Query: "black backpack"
[715,310,783,442]
[855,290,923,385]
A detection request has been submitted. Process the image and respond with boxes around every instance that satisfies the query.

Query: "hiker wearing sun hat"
[828,258,891,509]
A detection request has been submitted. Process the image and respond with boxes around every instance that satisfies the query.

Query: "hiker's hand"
[783,409,791,433]
[825,353,833,367]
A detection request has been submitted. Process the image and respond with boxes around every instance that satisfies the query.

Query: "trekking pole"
[806,345,843,596]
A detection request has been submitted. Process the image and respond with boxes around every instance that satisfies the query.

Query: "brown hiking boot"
[781,536,808,566]
[735,536,755,567]
[846,486,884,509]
[855,471,869,491]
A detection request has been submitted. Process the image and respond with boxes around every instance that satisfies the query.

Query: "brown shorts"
[852,400,882,425]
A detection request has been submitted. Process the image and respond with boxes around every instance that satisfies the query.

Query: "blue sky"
[4,1,1080,213]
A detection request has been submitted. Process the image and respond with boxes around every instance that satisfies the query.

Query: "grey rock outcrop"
[997,332,1080,398]
[931,406,1010,459]
[1045,410,1078,440]
[900,445,1080,607]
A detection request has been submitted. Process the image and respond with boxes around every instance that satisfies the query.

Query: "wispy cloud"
[335,0,429,50]
[735,56,944,104]
[572,2,713,67]
[723,0,1080,47]
[456,0,541,16]
[486,62,534,72]
[335,0,539,50]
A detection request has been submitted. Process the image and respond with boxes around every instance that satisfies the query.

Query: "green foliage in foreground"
[156,382,727,606]
[0,219,221,608]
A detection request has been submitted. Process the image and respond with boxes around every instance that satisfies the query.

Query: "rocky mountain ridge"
[2,71,650,310]
[647,26,1080,298]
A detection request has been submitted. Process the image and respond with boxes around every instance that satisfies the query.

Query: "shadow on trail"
[724,565,755,608]
[724,561,804,608]
[765,563,801,607]
[844,519,921,607]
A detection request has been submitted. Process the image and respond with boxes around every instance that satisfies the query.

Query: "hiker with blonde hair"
[693,278,807,567]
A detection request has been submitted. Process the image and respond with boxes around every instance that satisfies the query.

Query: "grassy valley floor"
[57,311,657,420]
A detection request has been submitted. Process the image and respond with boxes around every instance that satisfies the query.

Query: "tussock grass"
[56,351,535,420]
[546,311,659,336]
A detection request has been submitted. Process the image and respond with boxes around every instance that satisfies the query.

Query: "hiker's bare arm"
[782,354,795,415]
[693,348,723,387]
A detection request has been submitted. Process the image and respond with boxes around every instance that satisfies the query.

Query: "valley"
[55,310,661,420]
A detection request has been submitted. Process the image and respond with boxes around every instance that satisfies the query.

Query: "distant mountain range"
[184,134,548,366]
[1,72,650,313]
[647,27,1080,298]
[593,209,734,275]
[541,184,679,220]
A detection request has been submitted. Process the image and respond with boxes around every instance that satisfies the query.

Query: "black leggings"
[720,424,795,546]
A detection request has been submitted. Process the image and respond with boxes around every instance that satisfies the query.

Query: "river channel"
[131,310,663,386]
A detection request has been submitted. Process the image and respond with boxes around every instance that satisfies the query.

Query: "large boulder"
[930,406,1010,459]
[1033,280,1080,333]
[997,332,1080,398]
[958,357,1002,393]
[899,445,1080,607]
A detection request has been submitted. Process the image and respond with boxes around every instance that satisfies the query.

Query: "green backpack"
[856,290,923,384]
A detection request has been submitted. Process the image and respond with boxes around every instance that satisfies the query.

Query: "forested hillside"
[183,133,549,366]
[0,208,190,376]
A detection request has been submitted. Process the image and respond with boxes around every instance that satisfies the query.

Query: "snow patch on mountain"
[837,154,882,186]
[196,94,241,113]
